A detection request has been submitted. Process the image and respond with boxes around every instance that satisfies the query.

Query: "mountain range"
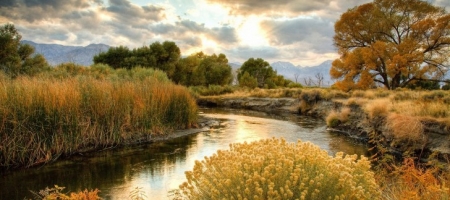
[22,40,110,66]
[23,40,333,85]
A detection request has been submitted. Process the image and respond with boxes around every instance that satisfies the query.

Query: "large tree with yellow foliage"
[331,0,450,90]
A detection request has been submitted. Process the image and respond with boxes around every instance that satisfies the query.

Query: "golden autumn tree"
[331,0,450,90]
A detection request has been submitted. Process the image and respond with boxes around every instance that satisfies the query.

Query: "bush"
[189,85,236,96]
[386,114,424,143]
[176,138,380,200]
[326,111,341,128]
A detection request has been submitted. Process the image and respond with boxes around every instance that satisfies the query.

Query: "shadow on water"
[1,108,368,200]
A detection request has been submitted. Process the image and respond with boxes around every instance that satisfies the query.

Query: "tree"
[149,41,180,78]
[0,24,49,77]
[239,71,258,88]
[190,53,232,86]
[238,58,276,88]
[315,72,324,87]
[331,0,450,90]
[93,46,131,69]
[93,41,181,78]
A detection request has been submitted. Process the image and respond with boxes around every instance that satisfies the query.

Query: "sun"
[238,16,268,47]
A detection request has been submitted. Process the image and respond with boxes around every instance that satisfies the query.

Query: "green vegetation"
[94,47,233,87]
[174,138,380,200]
[0,24,49,78]
[238,58,296,89]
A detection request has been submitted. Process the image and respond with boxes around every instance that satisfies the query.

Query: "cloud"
[428,0,450,10]
[149,20,237,46]
[0,0,93,22]
[261,17,335,53]
[205,0,330,16]
[106,0,166,26]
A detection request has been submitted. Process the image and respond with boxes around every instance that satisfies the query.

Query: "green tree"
[238,58,276,88]
[93,46,131,69]
[195,53,232,86]
[0,24,49,77]
[176,52,232,86]
[173,52,203,85]
[149,41,180,78]
[238,71,258,88]
[331,0,450,91]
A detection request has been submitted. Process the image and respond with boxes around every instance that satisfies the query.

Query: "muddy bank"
[197,96,299,114]
[198,95,450,165]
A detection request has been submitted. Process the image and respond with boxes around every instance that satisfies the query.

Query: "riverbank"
[197,89,450,167]
[0,72,198,171]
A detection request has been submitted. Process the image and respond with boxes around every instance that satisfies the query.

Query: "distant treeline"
[93,42,301,89]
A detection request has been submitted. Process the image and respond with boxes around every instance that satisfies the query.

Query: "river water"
[1,108,368,200]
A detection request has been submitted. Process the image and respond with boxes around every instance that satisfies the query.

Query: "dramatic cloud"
[261,17,334,51]
[205,0,330,16]
[0,0,448,66]
[0,0,93,22]
[149,20,237,45]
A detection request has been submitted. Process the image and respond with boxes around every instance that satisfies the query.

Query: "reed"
[0,72,197,169]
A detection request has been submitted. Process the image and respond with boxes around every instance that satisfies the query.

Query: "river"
[1,108,368,200]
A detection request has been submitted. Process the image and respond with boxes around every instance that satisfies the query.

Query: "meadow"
[0,65,198,169]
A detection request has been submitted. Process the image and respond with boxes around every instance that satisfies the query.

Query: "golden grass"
[364,99,391,119]
[0,73,198,169]
[385,114,424,143]
[377,158,450,200]
[176,138,380,200]
[30,185,101,200]
[326,107,351,127]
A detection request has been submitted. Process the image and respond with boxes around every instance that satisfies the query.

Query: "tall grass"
[0,70,197,169]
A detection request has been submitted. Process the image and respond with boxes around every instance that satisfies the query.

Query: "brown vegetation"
[0,68,198,169]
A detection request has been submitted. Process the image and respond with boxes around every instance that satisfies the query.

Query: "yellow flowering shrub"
[177,138,380,200]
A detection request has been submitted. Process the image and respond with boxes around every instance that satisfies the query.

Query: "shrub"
[30,185,101,200]
[189,85,236,96]
[326,111,341,128]
[299,89,322,104]
[176,138,380,200]
[326,107,351,128]
[364,99,390,119]
[386,114,424,143]
[379,158,450,200]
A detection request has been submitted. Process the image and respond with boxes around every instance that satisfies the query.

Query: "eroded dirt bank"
[198,96,450,165]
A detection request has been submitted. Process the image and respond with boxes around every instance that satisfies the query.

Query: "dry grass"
[0,73,198,169]
[364,99,391,119]
[377,158,450,200]
[385,114,424,143]
[326,107,351,127]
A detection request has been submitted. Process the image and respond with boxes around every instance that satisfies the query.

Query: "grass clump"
[326,107,351,128]
[29,185,100,200]
[378,158,450,200]
[385,114,424,143]
[364,99,390,119]
[176,138,380,200]
[189,85,236,96]
[0,73,197,169]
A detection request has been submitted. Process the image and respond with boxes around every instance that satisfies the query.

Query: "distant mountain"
[21,40,110,66]
[271,60,333,86]
[228,62,242,71]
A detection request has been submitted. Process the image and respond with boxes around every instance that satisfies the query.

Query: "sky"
[0,0,449,66]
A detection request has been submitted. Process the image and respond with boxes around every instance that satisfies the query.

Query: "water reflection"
[1,108,367,200]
